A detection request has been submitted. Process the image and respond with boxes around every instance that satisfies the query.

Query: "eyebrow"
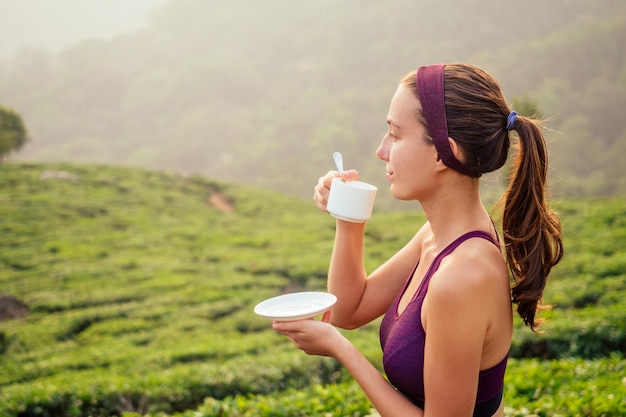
[387,120,402,130]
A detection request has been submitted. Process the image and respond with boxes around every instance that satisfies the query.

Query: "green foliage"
[1,163,625,416]
[504,355,626,417]
[138,382,375,417]
[509,198,626,359]
[0,107,29,162]
[511,305,626,359]
[511,95,543,120]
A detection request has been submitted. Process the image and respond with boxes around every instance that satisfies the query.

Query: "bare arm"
[422,245,503,416]
[314,170,426,329]
[328,220,425,328]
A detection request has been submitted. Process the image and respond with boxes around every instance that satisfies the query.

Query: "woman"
[273,62,563,416]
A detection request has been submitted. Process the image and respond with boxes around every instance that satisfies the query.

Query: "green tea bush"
[0,354,343,417]
[1,164,625,417]
[511,305,626,359]
[122,381,375,417]
[504,355,626,417]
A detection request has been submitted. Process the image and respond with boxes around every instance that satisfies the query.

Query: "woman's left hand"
[272,314,348,358]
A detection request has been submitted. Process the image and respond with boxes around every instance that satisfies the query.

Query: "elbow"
[329,316,361,330]
[331,320,360,330]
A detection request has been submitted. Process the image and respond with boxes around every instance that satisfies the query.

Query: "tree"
[0,107,29,162]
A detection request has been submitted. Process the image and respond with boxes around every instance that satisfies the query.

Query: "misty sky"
[0,0,168,59]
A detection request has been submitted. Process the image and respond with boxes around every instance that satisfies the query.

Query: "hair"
[402,62,564,331]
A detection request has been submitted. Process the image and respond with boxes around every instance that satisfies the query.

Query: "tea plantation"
[1,163,624,417]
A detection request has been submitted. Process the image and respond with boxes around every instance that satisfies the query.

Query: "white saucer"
[254,291,337,321]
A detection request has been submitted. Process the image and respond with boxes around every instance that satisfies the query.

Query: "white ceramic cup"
[327,178,377,223]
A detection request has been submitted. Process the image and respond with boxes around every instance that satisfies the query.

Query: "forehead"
[387,84,422,128]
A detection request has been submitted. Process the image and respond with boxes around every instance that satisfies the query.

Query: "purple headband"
[416,64,481,178]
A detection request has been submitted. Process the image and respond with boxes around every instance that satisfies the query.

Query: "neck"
[420,177,491,247]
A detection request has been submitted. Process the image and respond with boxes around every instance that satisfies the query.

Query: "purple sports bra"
[379,230,508,416]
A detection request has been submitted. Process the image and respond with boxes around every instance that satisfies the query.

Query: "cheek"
[392,144,436,182]
[391,143,417,170]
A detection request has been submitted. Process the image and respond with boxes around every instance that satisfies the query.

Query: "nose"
[376,135,390,161]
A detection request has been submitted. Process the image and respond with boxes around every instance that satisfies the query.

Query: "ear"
[434,151,447,173]
[435,137,465,173]
[448,137,462,160]
[434,138,466,173]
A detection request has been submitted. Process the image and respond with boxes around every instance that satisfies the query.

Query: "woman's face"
[376,83,440,201]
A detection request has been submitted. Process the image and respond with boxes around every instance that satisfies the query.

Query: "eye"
[386,121,400,140]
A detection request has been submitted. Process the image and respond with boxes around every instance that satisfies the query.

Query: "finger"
[313,173,337,210]
[273,320,305,332]
[272,321,286,333]
[321,309,332,323]
[313,188,328,209]
[319,170,341,187]
[340,169,360,181]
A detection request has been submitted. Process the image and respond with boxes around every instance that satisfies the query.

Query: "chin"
[390,188,411,201]
[390,186,419,202]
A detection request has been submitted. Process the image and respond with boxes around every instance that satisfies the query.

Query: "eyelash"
[386,124,399,140]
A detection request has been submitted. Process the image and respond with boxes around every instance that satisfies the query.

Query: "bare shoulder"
[424,236,512,369]
[428,238,507,303]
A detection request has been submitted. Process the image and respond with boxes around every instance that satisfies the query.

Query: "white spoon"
[333,151,344,176]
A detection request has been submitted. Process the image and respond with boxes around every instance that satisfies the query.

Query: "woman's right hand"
[313,169,359,213]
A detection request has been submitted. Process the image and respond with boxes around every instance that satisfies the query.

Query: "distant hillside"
[1,0,624,206]
[1,162,625,416]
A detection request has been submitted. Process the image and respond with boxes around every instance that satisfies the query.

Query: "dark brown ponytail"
[500,116,563,331]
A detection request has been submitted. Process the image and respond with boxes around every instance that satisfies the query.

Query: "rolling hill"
[1,162,625,416]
